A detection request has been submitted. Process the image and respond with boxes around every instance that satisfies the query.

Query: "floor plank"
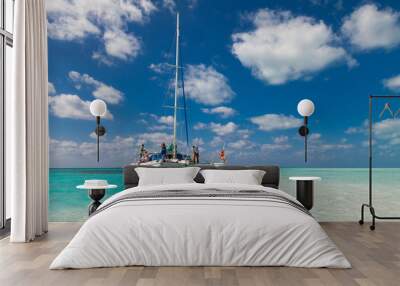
[0,222,399,286]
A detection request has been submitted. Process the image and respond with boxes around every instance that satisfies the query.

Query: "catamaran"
[139,13,192,166]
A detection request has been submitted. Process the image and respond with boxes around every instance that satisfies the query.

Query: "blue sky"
[47,0,400,168]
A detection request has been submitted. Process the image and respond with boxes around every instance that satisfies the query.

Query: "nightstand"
[77,180,117,215]
[289,177,321,210]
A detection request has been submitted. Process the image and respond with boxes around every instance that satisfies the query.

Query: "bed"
[50,165,350,269]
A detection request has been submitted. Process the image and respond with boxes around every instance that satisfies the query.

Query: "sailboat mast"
[173,12,179,159]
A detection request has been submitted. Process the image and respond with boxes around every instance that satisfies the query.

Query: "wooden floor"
[0,222,399,286]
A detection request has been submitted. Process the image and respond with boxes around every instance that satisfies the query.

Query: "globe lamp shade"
[90,99,107,117]
[297,99,315,117]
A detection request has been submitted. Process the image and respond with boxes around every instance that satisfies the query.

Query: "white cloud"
[341,4,400,51]
[308,133,353,152]
[185,64,235,105]
[383,74,400,92]
[46,0,156,61]
[163,0,176,13]
[69,71,123,104]
[309,133,322,141]
[48,82,56,95]
[50,138,79,153]
[192,137,204,146]
[373,118,400,145]
[345,127,361,134]
[149,62,172,74]
[261,143,291,152]
[250,114,301,131]
[158,115,174,125]
[228,139,254,150]
[149,63,234,106]
[103,29,141,60]
[194,122,207,130]
[231,8,351,85]
[345,119,368,135]
[362,140,376,148]
[261,135,291,152]
[92,51,113,66]
[288,133,354,163]
[51,131,189,167]
[46,1,100,40]
[202,106,236,118]
[315,142,353,151]
[194,121,238,135]
[89,132,98,139]
[209,122,238,136]
[49,94,113,120]
[162,0,198,13]
[49,94,92,120]
[374,119,400,138]
[140,113,174,131]
[140,0,158,14]
[273,135,289,144]
[238,129,251,139]
[314,142,352,152]
[137,132,173,145]
[210,136,224,147]
[50,135,136,167]
[148,125,171,131]
[51,130,199,167]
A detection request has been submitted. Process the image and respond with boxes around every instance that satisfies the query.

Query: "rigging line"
[179,31,190,149]
[379,102,394,118]
[161,24,178,119]
[395,108,400,118]
[181,71,190,149]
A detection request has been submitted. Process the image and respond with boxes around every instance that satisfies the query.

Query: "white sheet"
[50,183,350,269]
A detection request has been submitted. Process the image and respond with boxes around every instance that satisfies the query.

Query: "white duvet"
[50,183,350,269]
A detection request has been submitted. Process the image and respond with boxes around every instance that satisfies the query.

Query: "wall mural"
[47,0,400,222]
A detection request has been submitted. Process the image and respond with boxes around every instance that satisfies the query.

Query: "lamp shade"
[297,99,315,117]
[90,99,107,117]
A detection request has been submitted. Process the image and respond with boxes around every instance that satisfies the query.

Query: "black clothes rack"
[359,95,400,230]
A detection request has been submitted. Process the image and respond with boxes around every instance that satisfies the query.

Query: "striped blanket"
[91,188,311,217]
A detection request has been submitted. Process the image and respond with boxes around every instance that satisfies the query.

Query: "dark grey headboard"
[123,165,280,189]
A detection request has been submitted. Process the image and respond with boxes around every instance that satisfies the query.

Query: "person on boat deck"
[139,144,146,161]
[219,148,226,163]
[192,146,196,163]
[192,145,199,164]
[167,143,174,159]
[161,143,167,161]
[143,150,149,162]
[195,145,200,163]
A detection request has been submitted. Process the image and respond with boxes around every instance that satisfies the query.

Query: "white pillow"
[200,169,266,185]
[135,167,201,186]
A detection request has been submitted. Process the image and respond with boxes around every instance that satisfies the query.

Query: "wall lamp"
[90,99,107,162]
[297,99,315,163]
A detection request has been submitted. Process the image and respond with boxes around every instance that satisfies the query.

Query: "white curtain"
[7,0,49,242]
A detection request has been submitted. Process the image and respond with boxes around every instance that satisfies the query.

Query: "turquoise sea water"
[49,168,400,222]
[49,168,124,222]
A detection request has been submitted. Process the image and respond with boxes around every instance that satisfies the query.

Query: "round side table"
[289,177,321,210]
[77,183,117,215]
